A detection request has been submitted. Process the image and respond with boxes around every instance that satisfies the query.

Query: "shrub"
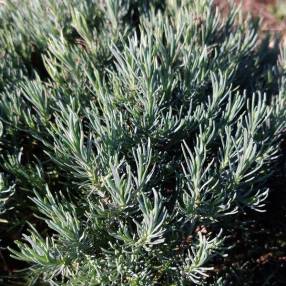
[0,0,285,285]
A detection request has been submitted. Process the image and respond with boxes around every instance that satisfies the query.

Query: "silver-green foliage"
[0,0,285,285]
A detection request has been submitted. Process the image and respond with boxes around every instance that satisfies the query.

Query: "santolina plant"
[0,0,285,285]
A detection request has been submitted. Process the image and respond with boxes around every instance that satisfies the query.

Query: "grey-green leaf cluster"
[0,0,285,285]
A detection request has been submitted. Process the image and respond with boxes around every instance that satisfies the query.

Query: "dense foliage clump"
[0,0,285,285]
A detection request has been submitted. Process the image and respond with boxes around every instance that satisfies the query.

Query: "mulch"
[215,0,286,43]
